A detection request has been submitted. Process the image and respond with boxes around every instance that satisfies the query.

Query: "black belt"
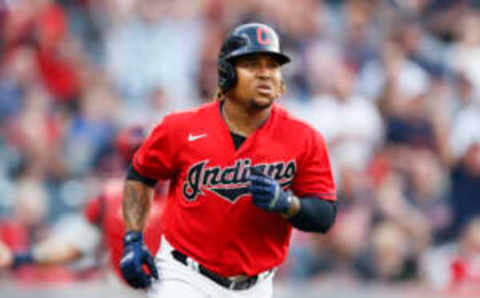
[171,250,259,290]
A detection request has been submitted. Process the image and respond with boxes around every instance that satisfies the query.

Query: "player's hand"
[120,231,158,289]
[0,241,13,269]
[248,170,291,214]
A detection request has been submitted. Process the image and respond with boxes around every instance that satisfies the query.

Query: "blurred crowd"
[1,0,480,295]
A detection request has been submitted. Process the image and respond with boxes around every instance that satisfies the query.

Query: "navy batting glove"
[120,231,159,289]
[248,171,291,214]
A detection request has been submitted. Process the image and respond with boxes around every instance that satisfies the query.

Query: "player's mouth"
[256,83,273,95]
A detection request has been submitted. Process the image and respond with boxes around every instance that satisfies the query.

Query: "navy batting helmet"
[218,23,290,93]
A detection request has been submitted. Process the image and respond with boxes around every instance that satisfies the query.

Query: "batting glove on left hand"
[120,231,158,289]
[248,170,291,214]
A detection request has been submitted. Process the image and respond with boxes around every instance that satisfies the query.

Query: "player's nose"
[255,70,272,83]
[254,62,272,79]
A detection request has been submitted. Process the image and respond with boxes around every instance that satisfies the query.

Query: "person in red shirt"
[0,125,165,288]
[120,23,337,298]
[83,178,165,280]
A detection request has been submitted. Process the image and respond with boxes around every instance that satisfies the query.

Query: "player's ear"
[214,88,225,101]
[278,79,286,97]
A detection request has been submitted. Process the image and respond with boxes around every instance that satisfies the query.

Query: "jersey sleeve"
[132,116,178,180]
[291,129,336,201]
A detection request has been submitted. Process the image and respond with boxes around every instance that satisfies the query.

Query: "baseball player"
[120,23,337,298]
[0,126,165,290]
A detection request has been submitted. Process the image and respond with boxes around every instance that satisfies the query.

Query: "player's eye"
[238,60,255,68]
[267,61,279,68]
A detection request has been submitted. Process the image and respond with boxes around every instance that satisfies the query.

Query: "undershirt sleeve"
[288,197,337,233]
[126,163,158,187]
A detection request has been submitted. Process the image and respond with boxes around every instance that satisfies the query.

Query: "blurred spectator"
[450,91,480,162]
[446,12,480,99]
[354,221,418,283]
[63,80,118,175]
[287,57,383,175]
[0,45,38,125]
[449,143,480,238]
[451,72,476,116]
[422,216,480,295]
[339,1,379,69]
[104,0,203,109]
[287,164,375,280]
[3,0,83,107]
[395,19,445,77]
[373,149,439,251]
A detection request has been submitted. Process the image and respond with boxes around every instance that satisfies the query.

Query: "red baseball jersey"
[133,101,336,276]
[84,179,165,279]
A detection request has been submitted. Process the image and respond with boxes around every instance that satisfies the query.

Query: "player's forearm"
[123,179,154,231]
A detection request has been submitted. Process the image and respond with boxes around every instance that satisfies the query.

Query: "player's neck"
[222,99,271,137]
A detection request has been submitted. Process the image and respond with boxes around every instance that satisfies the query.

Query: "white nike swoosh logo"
[188,133,207,142]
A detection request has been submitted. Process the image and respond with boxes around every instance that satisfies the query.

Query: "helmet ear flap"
[218,58,237,93]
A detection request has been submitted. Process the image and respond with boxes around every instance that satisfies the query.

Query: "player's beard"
[249,96,274,110]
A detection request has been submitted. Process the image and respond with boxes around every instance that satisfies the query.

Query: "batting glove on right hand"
[120,231,158,289]
[248,170,291,214]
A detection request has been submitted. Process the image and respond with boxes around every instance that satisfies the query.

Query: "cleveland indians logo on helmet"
[256,26,272,45]
[183,158,296,203]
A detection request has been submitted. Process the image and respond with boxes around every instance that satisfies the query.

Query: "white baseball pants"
[148,236,274,298]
